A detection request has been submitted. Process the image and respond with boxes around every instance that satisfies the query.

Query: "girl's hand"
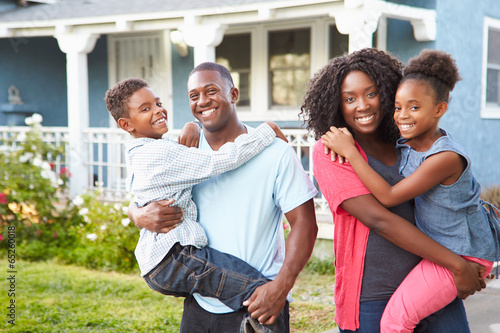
[321,126,355,163]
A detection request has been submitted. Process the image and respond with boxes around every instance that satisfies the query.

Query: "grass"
[0,260,336,332]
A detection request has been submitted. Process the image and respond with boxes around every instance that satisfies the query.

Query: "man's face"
[187,70,238,133]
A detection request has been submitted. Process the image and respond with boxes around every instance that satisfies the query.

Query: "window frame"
[221,19,335,122]
[481,16,500,119]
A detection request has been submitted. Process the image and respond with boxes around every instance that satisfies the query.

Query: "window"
[483,18,500,118]
[216,34,251,107]
[486,29,500,107]
[268,28,311,108]
[329,25,349,59]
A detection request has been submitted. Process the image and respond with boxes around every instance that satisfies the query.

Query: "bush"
[67,191,139,273]
[0,113,67,225]
[0,115,140,274]
[481,184,500,208]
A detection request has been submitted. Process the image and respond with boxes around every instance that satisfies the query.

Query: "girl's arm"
[341,193,485,299]
[321,127,464,207]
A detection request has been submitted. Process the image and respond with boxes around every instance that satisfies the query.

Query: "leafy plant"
[0,113,67,224]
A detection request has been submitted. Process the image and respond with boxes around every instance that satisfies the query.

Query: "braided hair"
[300,48,402,143]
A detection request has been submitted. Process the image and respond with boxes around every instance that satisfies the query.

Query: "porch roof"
[0,0,343,36]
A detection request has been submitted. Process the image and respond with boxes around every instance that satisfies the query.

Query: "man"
[130,62,318,332]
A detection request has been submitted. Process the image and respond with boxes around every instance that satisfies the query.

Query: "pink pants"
[381,256,493,333]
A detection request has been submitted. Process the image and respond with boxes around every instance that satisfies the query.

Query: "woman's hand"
[128,199,183,233]
[178,122,201,148]
[321,126,354,164]
[452,260,486,299]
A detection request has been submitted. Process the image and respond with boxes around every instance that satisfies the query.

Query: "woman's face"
[340,70,383,137]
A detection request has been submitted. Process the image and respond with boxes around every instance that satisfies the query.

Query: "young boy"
[105,77,284,316]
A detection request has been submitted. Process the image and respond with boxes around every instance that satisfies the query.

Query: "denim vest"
[397,129,500,263]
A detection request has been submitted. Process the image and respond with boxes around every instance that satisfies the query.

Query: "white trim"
[225,18,336,122]
[107,32,173,127]
[481,17,500,119]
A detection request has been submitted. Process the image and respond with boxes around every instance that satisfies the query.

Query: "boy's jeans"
[143,242,269,311]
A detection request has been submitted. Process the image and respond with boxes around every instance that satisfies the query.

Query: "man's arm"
[128,199,183,233]
[243,199,317,325]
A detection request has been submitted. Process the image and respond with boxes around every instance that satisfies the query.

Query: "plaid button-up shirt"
[126,123,276,275]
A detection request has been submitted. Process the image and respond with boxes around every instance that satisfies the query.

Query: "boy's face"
[120,87,168,139]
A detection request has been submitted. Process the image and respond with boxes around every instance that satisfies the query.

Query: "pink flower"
[0,234,3,242]
[59,167,71,178]
[0,193,7,204]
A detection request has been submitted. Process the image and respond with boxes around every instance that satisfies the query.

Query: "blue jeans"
[339,298,470,333]
[179,295,290,333]
[143,243,269,311]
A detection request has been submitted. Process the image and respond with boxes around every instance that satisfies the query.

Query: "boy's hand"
[265,121,288,143]
[178,122,201,148]
[129,199,183,233]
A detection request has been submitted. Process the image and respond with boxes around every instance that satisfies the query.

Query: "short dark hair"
[300,48,402,143]
[105,78,149,122]
[402,49,461,104]
[189,62,234,87]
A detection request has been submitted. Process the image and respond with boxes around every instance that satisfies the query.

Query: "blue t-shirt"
[192,126,318,313]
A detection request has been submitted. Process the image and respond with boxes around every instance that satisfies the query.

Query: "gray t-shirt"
[359,152,422,302]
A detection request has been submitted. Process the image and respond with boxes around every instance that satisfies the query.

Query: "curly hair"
[402,49,461,103]
[105,78,149,122]
[300,48,402,143]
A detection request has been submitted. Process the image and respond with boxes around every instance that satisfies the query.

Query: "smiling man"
[131,62,318,332]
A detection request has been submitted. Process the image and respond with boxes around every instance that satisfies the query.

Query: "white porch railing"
[0,126,331,217]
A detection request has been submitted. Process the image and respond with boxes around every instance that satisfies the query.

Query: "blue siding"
[171,44,195,129]
[435,0,500,186]
[386,18,434,63]
[0,37,67,126]
[88,36,110,128]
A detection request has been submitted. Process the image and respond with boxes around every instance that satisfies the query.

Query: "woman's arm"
[322,127,464,207]
[341,194,485,298]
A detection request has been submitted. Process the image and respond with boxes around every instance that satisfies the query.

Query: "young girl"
[321,49,500,332]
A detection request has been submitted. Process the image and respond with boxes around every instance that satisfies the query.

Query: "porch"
[0,125,334,239]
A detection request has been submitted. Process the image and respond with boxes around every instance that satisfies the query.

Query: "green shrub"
[66,191,139,273]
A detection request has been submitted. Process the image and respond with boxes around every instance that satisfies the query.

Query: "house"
[0,0,499,209]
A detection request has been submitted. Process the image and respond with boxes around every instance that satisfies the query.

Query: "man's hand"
[242,280,288,325]
[128,199,183,233]
[453,261,486,299]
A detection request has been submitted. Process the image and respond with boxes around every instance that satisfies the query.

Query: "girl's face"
[394,80,445,141]
[340,70,383,138]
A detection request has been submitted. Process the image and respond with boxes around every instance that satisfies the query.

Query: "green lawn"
[0,260,336,332]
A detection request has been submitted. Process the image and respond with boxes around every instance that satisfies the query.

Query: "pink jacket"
[312,140,371,330]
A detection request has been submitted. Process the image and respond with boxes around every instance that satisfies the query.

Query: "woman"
[299,48,484,332]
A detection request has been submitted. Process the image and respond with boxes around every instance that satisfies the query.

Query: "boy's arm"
[321,127,463,207]
[161,122,278,188]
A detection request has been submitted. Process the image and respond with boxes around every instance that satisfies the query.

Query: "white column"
[180,24,227,65]
[55,33,99,198]
[333,9,380,53]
